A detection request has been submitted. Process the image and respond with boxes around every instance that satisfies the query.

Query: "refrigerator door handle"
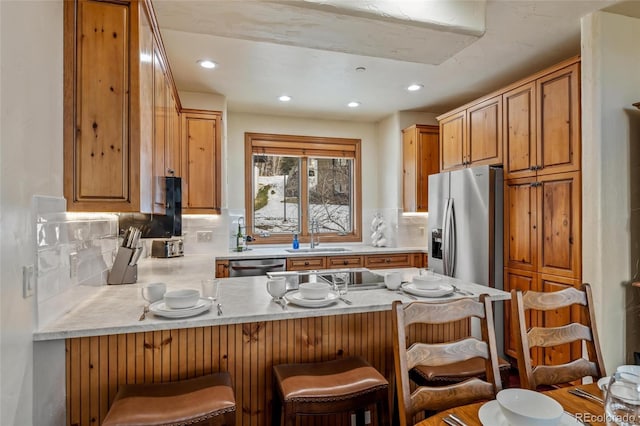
[447,199,456,277]
[442,198,450,276]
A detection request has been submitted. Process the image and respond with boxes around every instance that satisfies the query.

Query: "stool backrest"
[511,283,606,390]
[392,295,502,426]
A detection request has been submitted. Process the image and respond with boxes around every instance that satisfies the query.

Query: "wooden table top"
[416,383,605,425]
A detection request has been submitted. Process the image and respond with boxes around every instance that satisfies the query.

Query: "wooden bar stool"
[272,356,390,426]
[102,373,236,426]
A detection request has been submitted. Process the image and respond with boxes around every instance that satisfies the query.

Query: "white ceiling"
[153,0,626,122]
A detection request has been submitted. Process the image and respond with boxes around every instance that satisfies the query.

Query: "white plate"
[598,376,611,390]
[285,291,339,308]
[149,298,212,318]
[478,400,581,426]
[402,282,454,298]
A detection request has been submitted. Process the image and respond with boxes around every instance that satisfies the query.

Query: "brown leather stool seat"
[272,356,390,426]
[411,356,511,387]
[102,373,236,426]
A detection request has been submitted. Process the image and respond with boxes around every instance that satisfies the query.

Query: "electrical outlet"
[196,231,213,243]
[365,410,371,424]
[23,265,34,298]
[419,226,425,236]
[69,252,79,279]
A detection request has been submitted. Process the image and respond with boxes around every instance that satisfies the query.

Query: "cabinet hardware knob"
[304,261,309,266]
[343,260,348,265]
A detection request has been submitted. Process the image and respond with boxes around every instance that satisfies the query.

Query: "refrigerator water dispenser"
[431,228,443,260]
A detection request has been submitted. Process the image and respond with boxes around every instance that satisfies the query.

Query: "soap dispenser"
[292,234,299,250]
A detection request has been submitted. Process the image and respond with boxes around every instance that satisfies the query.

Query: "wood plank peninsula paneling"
[66,313,469,426]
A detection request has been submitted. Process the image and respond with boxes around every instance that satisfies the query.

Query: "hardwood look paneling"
[66,312,469,426]
[326,255,364,268]
[75,0,130,202]
[536,63,581,176]
[503,82,536,179]
[504,178,537,271]
[538,172,581,278]
[503,268,538,359]
[402,125,439,212]
[182,109,222,213]
[440,111,466,171]
[467,95,502,166]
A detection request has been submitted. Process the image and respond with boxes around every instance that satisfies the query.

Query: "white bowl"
[412,274,441,290]
[298,282,330,300]
[164,289,200,309]
[497,388,563,426]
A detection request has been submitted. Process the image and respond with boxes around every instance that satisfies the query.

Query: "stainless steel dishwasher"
[228,258,286,277]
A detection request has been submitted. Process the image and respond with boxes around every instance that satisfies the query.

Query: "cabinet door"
[402,127,418,212]
[327,256,364,268]
[504,178,537,272]
[504,268,539,359]
[152,43,166,214]
[504,82,537,179]
[287,257,326,271]
[417,126,439,211]
[66,0,131,208]
[165,92,181,177]
[536,63,580,175]
[215,260,229,278]
[402,125,439,212]
[439,111,466,171]
[538,274,582,367]
[182,110,222,213]
[467,95,502,166]
[537,172,581,278]
[364,253,412,269]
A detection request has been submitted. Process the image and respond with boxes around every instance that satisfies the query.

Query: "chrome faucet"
[310,219,320,249]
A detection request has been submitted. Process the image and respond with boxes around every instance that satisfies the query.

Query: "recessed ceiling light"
[279,95,292,102]
[407,84,424,91]
[347,101,360,108]
[197,59,217,69]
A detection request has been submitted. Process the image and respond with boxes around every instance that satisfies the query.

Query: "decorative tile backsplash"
[34,196,118,328]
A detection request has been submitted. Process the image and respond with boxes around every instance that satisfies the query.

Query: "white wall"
[1,1,64,424]
[581,11,640,371]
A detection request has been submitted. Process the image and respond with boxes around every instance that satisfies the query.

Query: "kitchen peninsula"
[35,254,509,426]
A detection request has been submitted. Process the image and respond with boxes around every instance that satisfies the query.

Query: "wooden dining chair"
[511,283,606,390]
[392,296,503,426]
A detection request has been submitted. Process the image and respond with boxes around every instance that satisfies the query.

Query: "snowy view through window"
[253,155,353,234]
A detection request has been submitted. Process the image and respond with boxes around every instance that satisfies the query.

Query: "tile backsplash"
[34,196,118,328]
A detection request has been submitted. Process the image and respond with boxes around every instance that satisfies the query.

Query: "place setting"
[140,280,217,319]
[476,388,586,426]
[400,269,456,298]
[279,279,345,308]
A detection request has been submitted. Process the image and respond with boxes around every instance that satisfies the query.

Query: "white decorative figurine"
[370,213,387,247]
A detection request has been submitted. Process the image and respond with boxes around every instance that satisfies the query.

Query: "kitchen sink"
[285,247,352,253]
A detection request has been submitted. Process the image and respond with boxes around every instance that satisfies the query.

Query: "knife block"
[108,247,138,285]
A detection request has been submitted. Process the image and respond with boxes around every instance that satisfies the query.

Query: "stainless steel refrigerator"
[427,165,504,351]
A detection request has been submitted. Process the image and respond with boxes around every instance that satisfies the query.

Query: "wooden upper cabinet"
[537,171,581,279]
[64,0,181,213]
[536,63,581,176]
[439,95,502,171]
[182,109,222,213]
[402,124,439,212]
[467,95,502,166]
[504,82,537,179]
[504,63,580,180]
[64,0,136,210]
[439,111,466,171]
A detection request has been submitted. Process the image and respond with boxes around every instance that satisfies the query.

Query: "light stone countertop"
[213,244,427,260]
[33,254,508,341]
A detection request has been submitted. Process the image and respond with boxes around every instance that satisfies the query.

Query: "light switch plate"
[23,265,34,298]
